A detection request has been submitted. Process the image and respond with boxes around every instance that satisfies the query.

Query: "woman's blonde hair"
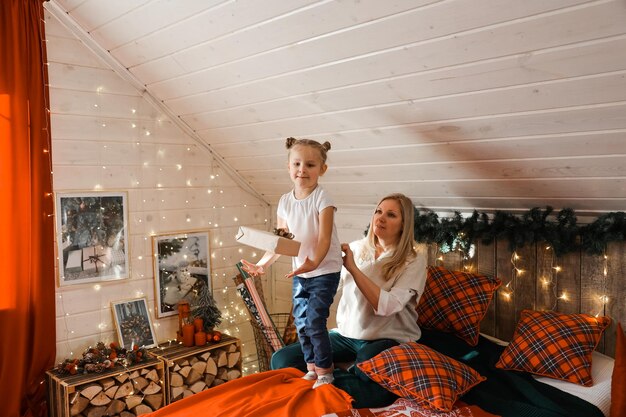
[285,137,331,163]
[364,193,417,281]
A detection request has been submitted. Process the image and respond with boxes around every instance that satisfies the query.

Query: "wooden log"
[191,361,206,375]
[143,381,162,395]
[183,389,194,399]
[70,396,90,416]
[189,380,206,394]
[204,374,215,386]
[200,352,211,361]
[115,373,129,384]
[169,373,184,387]
[131,376,148,392]
[179,365,191,378]
[171,386,184,401]
[212,379,225,387]
[114,381,133,399]
[104,385,118,399]
[99,378,116,391]
[144,369,159,382]
[227,352,240,368]
[185,368,202,385]
[189,356,199,366]
[144,394,163,410]
[124,395,143,410]
[226,343,237,353]
[206,357,217,375]
[129,371,140,379]
[90,391,112,406]
[216,368,228,381]
[132,404,153,415]
[104,399,125,415]
[80,384,103,401]
[85,406,107,417]
[216,350,227,367]
[176,359,190,367]
[226,369,241,381]
[120,411,135,417]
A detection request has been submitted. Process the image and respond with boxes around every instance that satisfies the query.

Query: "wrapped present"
[235,226,300,256]
[65,249,83,273]
[109,248,125,265]
[82,245,107,273]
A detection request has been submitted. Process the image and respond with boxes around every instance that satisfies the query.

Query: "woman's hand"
[240,259,265,277]
[341,243,356,272]
[341,243,380,309]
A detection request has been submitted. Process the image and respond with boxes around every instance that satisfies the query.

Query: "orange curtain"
[0,1,56,417]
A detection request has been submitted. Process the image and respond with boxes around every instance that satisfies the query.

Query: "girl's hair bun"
[285,137,297,149]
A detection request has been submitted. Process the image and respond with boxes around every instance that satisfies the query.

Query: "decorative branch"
[406,206,626,256]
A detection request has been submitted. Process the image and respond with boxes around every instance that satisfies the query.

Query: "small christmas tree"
[192,279,222,332]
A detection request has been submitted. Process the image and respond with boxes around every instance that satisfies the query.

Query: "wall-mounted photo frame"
[152,230,211,318]
[55,191,130,286]
[111,297,157,349]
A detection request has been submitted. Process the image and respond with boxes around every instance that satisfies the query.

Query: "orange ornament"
[212,330,222,342]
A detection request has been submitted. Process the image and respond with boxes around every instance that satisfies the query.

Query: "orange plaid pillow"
[496,310,611,386]
[357,342,485,412]
[416,266,501,346]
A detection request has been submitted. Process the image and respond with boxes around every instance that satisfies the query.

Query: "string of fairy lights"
[51,76,271,375]
[443,243,611,317]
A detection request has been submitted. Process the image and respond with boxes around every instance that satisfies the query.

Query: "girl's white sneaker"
[302,371,317,380]
[312,373,334,388]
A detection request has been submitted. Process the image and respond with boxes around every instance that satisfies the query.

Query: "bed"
[144,266,623,417]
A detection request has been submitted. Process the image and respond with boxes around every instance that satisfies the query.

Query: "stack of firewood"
[69,368,163,417]
[168,343,241,402]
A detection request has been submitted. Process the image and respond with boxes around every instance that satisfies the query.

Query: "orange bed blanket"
[145,368,354,417]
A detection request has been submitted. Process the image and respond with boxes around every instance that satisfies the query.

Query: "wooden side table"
[46,357,165,417]
[149,335,241,404]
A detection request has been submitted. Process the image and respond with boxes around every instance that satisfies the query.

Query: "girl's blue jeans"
[291,272,340,369]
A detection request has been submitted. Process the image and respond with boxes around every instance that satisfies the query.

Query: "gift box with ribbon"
[235,226,301,256]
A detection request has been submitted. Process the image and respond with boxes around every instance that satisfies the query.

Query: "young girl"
[241,137,342,388]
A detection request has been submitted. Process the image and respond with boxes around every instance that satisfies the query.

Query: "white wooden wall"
[46,12,271,374]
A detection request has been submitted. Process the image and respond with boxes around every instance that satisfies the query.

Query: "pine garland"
[410,206,626,256]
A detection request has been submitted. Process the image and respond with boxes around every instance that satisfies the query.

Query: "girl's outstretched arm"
[240,217,287,276]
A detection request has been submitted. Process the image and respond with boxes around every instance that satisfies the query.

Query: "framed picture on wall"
[152,230,211,318]
[111,297,157,349]
[55,191,130,286]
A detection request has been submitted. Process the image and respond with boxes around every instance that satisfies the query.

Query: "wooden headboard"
[427,240,625,358]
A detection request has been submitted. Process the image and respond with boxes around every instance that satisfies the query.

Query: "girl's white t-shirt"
[277,185,342,278]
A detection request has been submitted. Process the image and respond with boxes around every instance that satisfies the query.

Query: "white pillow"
[533,351,614,417]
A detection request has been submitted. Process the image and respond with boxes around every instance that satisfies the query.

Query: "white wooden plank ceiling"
[45,0,626,214]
